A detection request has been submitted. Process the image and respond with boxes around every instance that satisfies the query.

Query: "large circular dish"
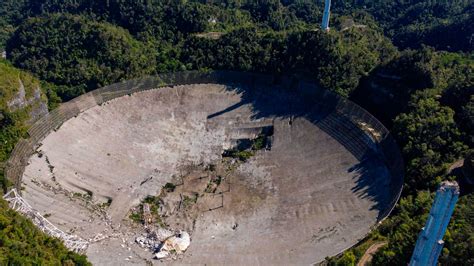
[6,71,403,265]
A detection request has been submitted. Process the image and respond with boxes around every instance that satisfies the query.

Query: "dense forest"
[0,0,472,265]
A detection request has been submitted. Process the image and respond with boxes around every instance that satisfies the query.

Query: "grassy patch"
[205,176,222,193]
[252,134,267,150]
[222,133,270,162]
[163,182,176,192]
[129,212,142,223]
[130,195,167,227]
[182,194,198,208]
[223,149,255,162]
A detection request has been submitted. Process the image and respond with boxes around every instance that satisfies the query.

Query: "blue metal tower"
[321,0,331,31]
[410,181,460,266]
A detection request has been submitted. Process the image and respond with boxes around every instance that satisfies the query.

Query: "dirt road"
[357,241,388,266]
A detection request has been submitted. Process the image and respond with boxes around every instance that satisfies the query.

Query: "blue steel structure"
[321,0,331,31]
[410,181,460,266]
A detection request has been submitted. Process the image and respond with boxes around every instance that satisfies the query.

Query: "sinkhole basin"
[13,72,403,265]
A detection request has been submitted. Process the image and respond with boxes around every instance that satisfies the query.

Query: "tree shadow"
[347,151,392,221]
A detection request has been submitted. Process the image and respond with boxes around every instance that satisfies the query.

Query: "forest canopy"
[7,14,157,100]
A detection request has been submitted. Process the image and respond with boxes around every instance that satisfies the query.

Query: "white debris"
[154,250,169,259]
[155,228,175,242]
[135,236,148,248]
[91,233,107,242]
[136,229,191,260]
[162,231,190,253]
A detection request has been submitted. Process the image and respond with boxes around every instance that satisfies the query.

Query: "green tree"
[0,198,91,265]
[372,191,433,265]
[7,14,157,100]
[393,91,465,192]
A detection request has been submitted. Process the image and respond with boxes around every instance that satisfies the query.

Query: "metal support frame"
[3,189,89,253]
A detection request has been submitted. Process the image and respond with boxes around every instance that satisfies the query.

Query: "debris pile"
[135,228,190,260]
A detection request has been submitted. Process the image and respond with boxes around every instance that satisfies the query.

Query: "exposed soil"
[357,241,388,266]
[128,145,270,260]
[157,158,267,233]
